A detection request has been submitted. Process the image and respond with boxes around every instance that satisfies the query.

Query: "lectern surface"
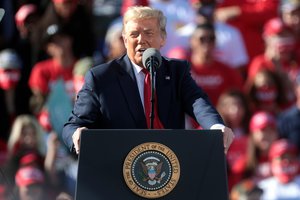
[76,129,229,200]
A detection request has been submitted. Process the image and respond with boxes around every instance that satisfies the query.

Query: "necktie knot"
[142,68,149,75]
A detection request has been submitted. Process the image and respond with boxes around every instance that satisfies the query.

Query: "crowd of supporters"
[0,0,300,199]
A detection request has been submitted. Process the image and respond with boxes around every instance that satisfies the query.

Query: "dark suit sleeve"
[63,70,101,151]
[179,61,224,129]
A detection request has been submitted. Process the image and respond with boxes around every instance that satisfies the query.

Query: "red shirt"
[191,61,244,105]
[29,59,75,98]
[227,135,249,191]
[217,0,279,61]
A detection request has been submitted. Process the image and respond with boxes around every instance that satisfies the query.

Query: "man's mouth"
[137,48,147,54]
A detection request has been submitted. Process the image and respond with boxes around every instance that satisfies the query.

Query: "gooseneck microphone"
[142,48,162,129]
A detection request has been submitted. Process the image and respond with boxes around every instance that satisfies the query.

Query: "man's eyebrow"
[142,28,154,32]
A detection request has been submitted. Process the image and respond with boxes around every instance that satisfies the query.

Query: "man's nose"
[137,33,146,44]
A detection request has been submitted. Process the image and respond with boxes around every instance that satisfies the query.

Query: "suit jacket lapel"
[156,58,171,126]
[116,55,147,128]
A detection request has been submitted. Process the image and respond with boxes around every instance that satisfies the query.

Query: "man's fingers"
[75,133,80,154]
[72,131,80,154]
[72,127,87,154]
[222,127,235,154]
[223,130,229,154]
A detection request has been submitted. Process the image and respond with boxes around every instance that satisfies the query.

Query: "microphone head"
[142,48,162,71]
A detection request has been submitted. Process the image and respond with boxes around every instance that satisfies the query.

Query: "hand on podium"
[72,127,87,154]
[211,125,235,154]
[221,126,235,154]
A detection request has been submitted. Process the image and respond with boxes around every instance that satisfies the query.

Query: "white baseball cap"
[0,49,22,69]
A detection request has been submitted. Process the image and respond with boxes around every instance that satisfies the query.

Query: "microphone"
[142,48,162,72]
[142,48,162,129]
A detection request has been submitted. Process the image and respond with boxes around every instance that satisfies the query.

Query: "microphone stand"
[149,57,155,129]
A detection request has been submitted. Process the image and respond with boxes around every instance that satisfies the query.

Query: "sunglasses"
[199,35,215,43]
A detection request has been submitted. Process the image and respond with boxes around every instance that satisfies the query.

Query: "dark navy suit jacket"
[63,55,224,150]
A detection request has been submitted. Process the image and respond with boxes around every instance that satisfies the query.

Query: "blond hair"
[122,6,167,39]
[7,115,46,157]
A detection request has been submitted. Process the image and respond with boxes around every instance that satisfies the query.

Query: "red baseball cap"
[263,18,288,37]
[15,166,44,187]
[15,4,37,27]
[269,139,298,160]
[121,0,149,16]
[250,111,276,132]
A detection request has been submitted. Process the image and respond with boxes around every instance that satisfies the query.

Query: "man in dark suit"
[62,6,234,154]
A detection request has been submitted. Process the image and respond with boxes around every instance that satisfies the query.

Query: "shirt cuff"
[210,124,225,130]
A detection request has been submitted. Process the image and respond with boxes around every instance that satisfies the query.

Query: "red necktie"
[142,69,164,129]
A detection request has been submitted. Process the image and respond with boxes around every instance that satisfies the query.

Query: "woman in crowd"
[244,68,291,115]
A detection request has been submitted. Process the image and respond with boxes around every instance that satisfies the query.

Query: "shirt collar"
[131,60,144,75]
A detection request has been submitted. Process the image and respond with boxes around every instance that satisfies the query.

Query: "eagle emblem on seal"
[141,156,166,186]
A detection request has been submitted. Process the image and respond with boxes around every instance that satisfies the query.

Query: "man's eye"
[146,32,154,36]
[130,33,139,38]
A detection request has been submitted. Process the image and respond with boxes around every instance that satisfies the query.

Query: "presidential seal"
[123,142,180,199]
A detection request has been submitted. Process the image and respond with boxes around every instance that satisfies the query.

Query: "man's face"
[190,29,215,58]
[252,127,278,152]
[47,34,73,57]
[53,0,77,19]
[271,153,299,183]
[123,18,166,67]
[282,8,300,34]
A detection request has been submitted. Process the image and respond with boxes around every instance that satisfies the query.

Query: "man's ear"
[160,36,166,48]
[122,33,128,49]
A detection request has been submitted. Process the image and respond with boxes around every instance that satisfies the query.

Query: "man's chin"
[134,56,143,67]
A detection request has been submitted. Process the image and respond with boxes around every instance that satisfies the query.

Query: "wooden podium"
[75,129,229,200]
